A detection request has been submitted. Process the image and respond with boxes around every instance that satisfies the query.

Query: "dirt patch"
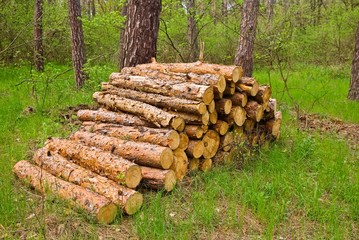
[299,114,359,149]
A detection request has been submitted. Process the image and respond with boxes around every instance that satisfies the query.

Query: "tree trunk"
[71,131,174,170]
[230,92,248,107]
[348,22,359,100]
[245,100,264,122]
[186,0,199,61]
[140,166,177,192]
[34,0,44,72]
[13,161,118,224]
[68,0,87,88]
[118,1,128,70]
[234,0,260,77]
[119,0,161,69]
[33,148,142,215]
[46,138,142,188]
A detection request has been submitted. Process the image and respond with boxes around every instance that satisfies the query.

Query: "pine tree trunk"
[186,0,199,61]
[34,0,44,72]
[119,0,161,69]
[118,1,128,70]
[348,22,359,100]
[234,0,260,77]
[68,0,87,88]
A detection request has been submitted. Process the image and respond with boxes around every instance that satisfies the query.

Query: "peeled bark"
[33,148,142,215]
[186,140,205,158]
[136,60,243,82]
[245,100,264,122]
[102,83,207,115]
[231,92,248,107]
[110,74,214,104]
[211,120,229,136]
[81,122,180,150]
[202,130,220,159]
[71,131,173,170]
[14,161,117,224]
[46,138,142,188]
[93,92,184,130]
[215,98,232,115]
[77,109,155,127]
[170,149,188,180]
[140,166,176,192]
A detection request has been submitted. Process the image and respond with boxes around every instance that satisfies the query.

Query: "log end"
[219,121,229,135]
[171,150,188,181]
[168,130,180,150]
[233,107,247,126]
[164,170,177,192]
[232,66,243,83]
[178,132,189,150]
[217,75,227,93]
[171,117,185,131]
[251,82,259,96]
[97,203,118,224]
[209,111,218,125]
[161,148,174,169]
[189,158,200,171]
[201,111,210,125]
[224,100,233,115]
[200,158,212,172]
[255,105,265,122]
[125,166,142,189]
[202,130,220,159]
[203,87,214,105]
[124,192,143,215]
[193,141,205,159]
[198,103,207,115]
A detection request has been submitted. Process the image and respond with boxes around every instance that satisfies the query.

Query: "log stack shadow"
[13,60,282,224]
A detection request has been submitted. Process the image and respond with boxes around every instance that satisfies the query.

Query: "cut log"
[184,125,204,139]
[215,98,232,115]
[178,132,189,150]
[263,98,276,120]
[188,158,200,171]
[170,149,188,180]
[93,92,184,130]
[230,92,248,107]
[244,100,264,122]
[109,74,214,104]
[169,111,209,126]
[134,60,243,82]
[71,131,173,170]
[253,85,272,105]
[102,84,207,115]
[214,91,224,100]
[209,111,218,124]
[199,158,212,172]
[202,130,220,159]
[266,111,282,139]
[236,77,259,96]
[207,100,216,113]
[46,138,142,188]
[77,109,155,127]
[80,122,180,150]
[13,161,118,224]
[140,166,176,192]
[222,106,247,126]
[220,132,234,152]
[224,81,236,96]
[185,140,205,158]
[211,120,229,136]
[33,148,142,215]
[243,118,256,133]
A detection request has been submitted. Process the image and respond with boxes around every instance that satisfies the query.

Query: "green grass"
[0,64,358,239]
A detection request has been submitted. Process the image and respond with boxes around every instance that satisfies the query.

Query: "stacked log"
[13,60,281,224]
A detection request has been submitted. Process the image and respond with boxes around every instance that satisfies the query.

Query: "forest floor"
[0,65,358,239]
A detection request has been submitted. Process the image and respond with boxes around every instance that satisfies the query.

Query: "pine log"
[178,132,189,150]
[184,125,204,139]
[209,111,218,124]
[188,158,200,171]
[210,120,229,136]
[169,111,209,126]
[214,91,224,100]
[202,130,220,159]
[77,109,155,127]
[230,92,248,107]
[170,149,188,180]
[102,83,207,115]
[266,111,282,139]
[185,140,205,158]
[93,92,184,130]
[253,85,272,105]
[80,122,180,150]
[215,98,232,115]
[33,148,142,215]
[236,77,259,96]
[121,67,227,93]
[109,74,214,105]
[71,131,173,170]
[222,106,247,126]
[140,166,176,192]
[224,81,236,95]
[13,161,118,224]
[263,98,276,120]
[199,158,212,172]
[220,131,234,152]
[244,100,264,122]
[135,60,243,82]
[207,100,216,113]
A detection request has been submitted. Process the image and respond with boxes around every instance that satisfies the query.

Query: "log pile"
[13,60,281,224]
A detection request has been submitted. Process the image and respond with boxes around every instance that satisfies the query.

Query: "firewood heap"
[13,60,282,224]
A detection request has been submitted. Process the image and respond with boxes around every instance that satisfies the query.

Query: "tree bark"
[140,166,176,192]
[348,22,359,100]
[234,0,260,77]
[185,140,204,158]
[230,92,248,107]
[119,0,161,69]
[184,125,205,139]
[211,120,229,136]
[186,0,199,61]
[68,0,87,88]
[46,138,142,188]
[118,1,128,70]
[33,148,142,215]
[245,100,264,122]
[34,0,44,72]
[13,161,118,224]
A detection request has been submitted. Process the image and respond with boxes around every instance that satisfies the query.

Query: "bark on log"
[211,120,229,136]
[236,77,259,96]
[109,74,214,104]
[77,109,155,127]
[224,81,236,95]
[102,83,207,115]
[169,111,209,126]
[185,140,205,158]
[230,92,248,107]
[93,92,184,130]
[202,130,220,159]
[170,149,188,180]
[80,122,180,150]
[199,158,212,172]
[244,100,264,122]
[33,148,142,215]
[46,138,142,188]
[184,125,204,139]
[215,98,232,115]
[222,106,247,126]
[13,161,117,224]
[71,131,173,170]
[140,166,177,192]
[135,60,243,82]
